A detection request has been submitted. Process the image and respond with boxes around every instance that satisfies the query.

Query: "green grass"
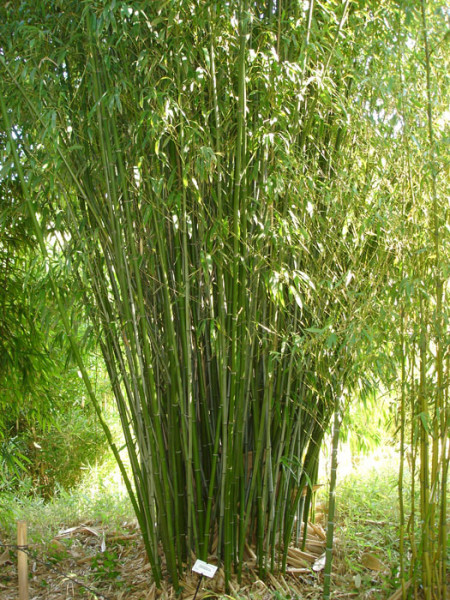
[321,447,413,597]
[0,454,133,545]
[337,449,401,523]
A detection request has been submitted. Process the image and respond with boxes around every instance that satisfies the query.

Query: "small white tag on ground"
[312,552,326,572]
[192,559,218,578]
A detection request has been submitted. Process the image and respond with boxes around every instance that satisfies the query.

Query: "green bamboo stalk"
[302,0,315,76]
[282,416,324,572]
[396,38,408,596]
[418,296,431,600]
[420,3,446,595]
[86,30,181,584]
[299,0,351,149]
[323,389,341,600]
[222,0,249,585]
[175,55,197,558]
[88,20,183,584]
[408,346,418,597]
[398,299,407,600]
[203,3,230,569]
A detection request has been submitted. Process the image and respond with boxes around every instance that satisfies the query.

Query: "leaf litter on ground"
[1,520,331,599]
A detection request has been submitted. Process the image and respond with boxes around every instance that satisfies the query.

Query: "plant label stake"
[17,520,29,600]
[192,559,218,600]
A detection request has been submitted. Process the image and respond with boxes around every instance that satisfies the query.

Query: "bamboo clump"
[1,2,359,587]
[1,1,447,597]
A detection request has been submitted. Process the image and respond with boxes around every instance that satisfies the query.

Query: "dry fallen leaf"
[48,539,66,553]
[0,549,11,565]
[312,552,326,572]
[361,551,384,571]
[386,580,412,600]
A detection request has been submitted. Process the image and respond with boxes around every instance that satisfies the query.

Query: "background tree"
[0,146,109,496]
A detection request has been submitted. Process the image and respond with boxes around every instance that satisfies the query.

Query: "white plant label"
[192,559,218,578]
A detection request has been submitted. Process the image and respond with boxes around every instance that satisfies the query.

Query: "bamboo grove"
[393,4,449,598]
[0,0,448,596]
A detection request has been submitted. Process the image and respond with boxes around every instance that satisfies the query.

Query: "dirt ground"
[0,521,399,599]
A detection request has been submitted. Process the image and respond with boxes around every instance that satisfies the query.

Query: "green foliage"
[0,167,110,496]
[26,405,109,497]
[46,539,70,563]
[0,348,110,497]
[0,0,447,596]
[91,550,124,586]
[340,390,395,457]
[0,437,31,485]
[0,218,55,430]
[337,457,401,525]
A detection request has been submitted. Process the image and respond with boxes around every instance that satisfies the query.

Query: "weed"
[91,550,124,587]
